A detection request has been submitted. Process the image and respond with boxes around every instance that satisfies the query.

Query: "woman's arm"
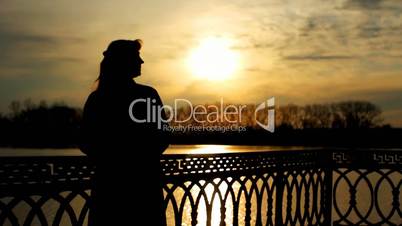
[79,92,98,156]
[152,89,171,154]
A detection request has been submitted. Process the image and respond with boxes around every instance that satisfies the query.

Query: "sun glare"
[188,37,239,81]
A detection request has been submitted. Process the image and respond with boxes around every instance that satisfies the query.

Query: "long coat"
[80,80,170,225]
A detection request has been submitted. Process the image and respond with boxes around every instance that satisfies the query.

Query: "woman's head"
[96,39,144,91]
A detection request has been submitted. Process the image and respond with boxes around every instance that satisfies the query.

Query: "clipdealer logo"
[255,97,275,132]
[128,97,275,132]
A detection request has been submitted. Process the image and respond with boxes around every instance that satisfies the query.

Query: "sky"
[0,0,401,126]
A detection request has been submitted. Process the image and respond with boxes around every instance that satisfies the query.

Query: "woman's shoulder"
[83,91,97,108]
[84,90,107,108]
[85,90,100,102]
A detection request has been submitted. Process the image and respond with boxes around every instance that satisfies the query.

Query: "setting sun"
[187,37,240,81]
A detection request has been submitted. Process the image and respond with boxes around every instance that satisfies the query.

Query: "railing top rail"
[0,147,400,162]
[1,148,400,186]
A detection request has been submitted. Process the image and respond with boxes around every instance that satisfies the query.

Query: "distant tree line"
[168,100,385,130]
[0,99,82,147]
[277,101,384,129]
[0,99,392,147]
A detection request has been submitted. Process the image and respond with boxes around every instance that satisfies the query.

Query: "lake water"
[1,145,400,225]
[0,144,315,156]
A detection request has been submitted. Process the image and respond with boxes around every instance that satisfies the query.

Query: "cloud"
[0,33,58,45]
[275,12,356,61]
[0,23,86,78]
[358,24,381,38]
[340,0,402,13]
[283,54,357,61]
[0,25,85,47]
[342,0,384,10]
[273,1,402,68]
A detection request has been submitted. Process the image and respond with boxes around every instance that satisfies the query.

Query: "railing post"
[275,168,284,226]
[323,150,333,226]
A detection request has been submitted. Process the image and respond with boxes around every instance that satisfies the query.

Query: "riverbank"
[0,128,401,149]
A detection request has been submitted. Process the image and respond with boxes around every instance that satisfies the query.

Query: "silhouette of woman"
[80,39,169,225]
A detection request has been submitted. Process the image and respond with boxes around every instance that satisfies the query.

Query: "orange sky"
[0,0,401,126]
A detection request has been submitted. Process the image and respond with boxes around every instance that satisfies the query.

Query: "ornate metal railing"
[0,149,401,226]
[0,156,94,226]
[331,150,402,226]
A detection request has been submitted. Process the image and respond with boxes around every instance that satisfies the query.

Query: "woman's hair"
[94,39,142,91]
